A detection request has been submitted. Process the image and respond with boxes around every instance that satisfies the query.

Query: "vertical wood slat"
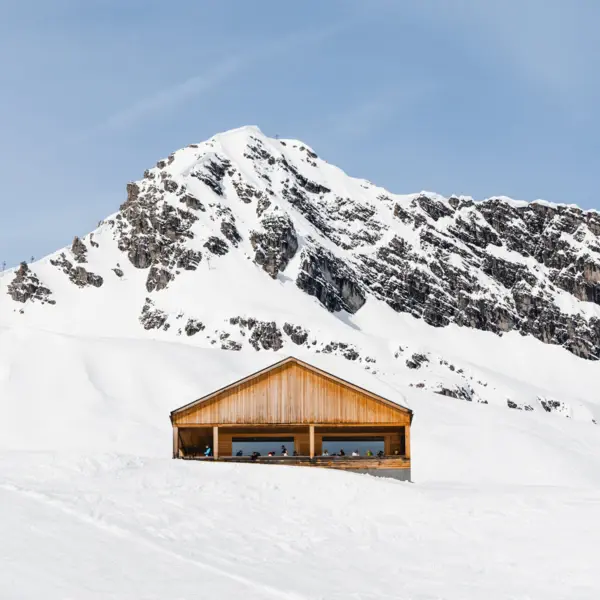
[173,362,410,426]
[172,426,179,458]
[213,426,219,459]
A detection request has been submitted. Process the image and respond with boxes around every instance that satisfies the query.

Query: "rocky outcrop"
[50,253,103,288]
[179,193,205,212]
[229,317,284,351]
[321,341,360,361]
[139,298,169,331]
[145,266,173,292]
[190,153,232,196]
[7,263,55,305]
[113,180,199,292]
[406,353,429,369]
[507,400,534,411]
[220,220,241,246]
[185,319,205,336]
[221,339,242,351]
[248,321,283,351]
[538,396,570,417]
[250,214,298,278]
[354,194,600,359]
[283,323,308,345]
[232,181,265,205]
[434,385,473,401]
[71,237,88,263]
[203,236,229,256]
[296,245,366,314]
[256,197,272,218]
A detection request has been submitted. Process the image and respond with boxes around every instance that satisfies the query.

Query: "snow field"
[1,453,599,599]
[0,327,599,598]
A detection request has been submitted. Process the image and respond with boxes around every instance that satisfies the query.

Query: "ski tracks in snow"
[1,481,311,600]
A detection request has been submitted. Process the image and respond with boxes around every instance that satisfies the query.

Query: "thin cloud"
[98,58,243,134]
[80,19,353,140]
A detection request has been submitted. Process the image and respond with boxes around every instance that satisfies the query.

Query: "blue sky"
[1,0,599,267]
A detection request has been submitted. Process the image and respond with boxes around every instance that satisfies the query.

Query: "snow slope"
[0,328,599,598]
[2,453,599,600]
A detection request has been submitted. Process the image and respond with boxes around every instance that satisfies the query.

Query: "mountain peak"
[1,127,600,421]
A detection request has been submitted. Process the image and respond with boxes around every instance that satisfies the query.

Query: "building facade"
[170,357,412,480]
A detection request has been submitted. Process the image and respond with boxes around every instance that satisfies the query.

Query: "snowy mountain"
[2,126,600,599]
[1,125,599,423]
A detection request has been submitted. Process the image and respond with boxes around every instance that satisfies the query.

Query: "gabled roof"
[170,356,412,421]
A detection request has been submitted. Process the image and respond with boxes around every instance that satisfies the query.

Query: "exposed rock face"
[406,353,429,369]
[248,321,283,351]
[71,237,88,263]
[7,263,55,305]
[230,317,284,351]
[185,319,205,336]
[179,192,205,212]
[297,245,366,314]
[190,153,232,196]
[203,236,229,256]
[508,400,534,411]
[321,341,360,361]
[538,396,570,416]
[113,180,199,292]
[4,127,600,362]
[146,266,173,293]
[250,214,298,278]
[435,385,473,401]
[221,339,242,351]
[353,195,600,359]
[139,298,169,331]
[104,130,600,359]
[283,323,308,345]
[220,220,241,246]
[50,254,103,288]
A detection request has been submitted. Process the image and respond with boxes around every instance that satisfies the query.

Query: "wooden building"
[170,356,412,480]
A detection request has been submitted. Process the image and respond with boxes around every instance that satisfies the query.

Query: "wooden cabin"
[170,356,412,480]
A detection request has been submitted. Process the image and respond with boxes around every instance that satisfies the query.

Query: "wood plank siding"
[170,357,412,478]
[172,360,410,427]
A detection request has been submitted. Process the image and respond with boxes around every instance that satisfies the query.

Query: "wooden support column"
[213,426,219,459]
[309,424,315,458]
[405,425,411,459]
[172,426,179,459]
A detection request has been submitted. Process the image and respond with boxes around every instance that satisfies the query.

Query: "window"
[231,437,294,457]
[321,437,384,456]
